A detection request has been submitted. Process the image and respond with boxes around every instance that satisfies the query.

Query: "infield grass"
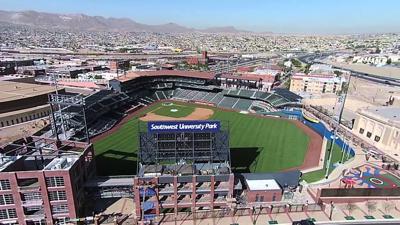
[93,102,310,175]
[152,103,194,118]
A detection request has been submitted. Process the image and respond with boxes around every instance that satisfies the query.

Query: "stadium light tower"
[325,72,352,179]
[49,73,67,140]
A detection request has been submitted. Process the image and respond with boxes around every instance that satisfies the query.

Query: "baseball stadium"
[0,69,358,224]
[86,70,352,179]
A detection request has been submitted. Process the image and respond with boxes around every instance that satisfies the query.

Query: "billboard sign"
[148,120,220,133]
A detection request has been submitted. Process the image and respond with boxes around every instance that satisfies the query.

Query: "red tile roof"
[220,73,275,82]
[117,70,216,82]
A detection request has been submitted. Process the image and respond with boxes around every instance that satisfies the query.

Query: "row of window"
[0,110,50,128]
[51,204,69,214]
[49,191,67,201]
[45,177,65,187]
[359,128,381,142]
[0,177,64,191]
[0,190,67,206]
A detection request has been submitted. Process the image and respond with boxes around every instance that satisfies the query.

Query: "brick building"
[0,136,95,225]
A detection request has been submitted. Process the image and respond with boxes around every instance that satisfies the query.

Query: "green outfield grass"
[152,103,194,118]
[93,102,310,175]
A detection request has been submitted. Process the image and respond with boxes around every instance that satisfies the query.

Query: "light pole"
[340,137,347,163]
[325,134,338,179]
[324,72,352,179]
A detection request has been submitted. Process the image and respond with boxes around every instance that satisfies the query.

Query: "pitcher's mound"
[140,107,214,121]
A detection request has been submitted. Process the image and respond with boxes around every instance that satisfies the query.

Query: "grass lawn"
[302,141,353,183]
[152,103,194,118]
[93,102,310,175]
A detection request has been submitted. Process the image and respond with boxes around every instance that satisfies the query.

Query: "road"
[296,53,400,87]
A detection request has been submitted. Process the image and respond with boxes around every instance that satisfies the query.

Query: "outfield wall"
[280,109,356,157]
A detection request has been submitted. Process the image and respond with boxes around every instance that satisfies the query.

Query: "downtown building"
[289,73,345,95]
[0,136,95,225]
[353,107,400,156]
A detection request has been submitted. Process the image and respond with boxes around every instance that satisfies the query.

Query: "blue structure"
[281,109,355,157]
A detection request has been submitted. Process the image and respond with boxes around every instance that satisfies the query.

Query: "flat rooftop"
[0,137,88,172]
[246,179,281,191]
[359,106,400,127]
[0,80,57,103]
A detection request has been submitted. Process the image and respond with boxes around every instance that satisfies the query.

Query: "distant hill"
[0,10,252,33]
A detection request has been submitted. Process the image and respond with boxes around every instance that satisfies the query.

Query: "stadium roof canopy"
[115,70,216,82]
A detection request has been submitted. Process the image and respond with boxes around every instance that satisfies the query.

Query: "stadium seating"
[192,91,209,101]
[210,93,225,105]
[218,97,239,108]
[233,98,253,111]
[202,92,217,102]
[237,89,256,98]
[154,91,167,100]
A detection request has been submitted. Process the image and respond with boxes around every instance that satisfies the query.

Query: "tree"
[304,64,311,74]
[333,70,343,77]
[345,202,357,215]
[366,201,377,215]
[382,201,395,214]
[291,58,302,68]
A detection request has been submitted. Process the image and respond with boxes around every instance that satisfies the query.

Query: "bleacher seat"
[233,99,253,111]
[218,97,238,108]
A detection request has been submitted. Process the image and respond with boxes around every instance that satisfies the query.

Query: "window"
[0,208,17,219]
[255,194,260,202]
[52,204,69,214]
[359,128,364,134]
[366,132,372,138]
[0,180,11,190]
[49,191,67,201]
[23,192,42,201]
[374,136,381,142]
[33,220,46,225]
[55,217,70,225]
[46,177,64,187]
[0,194,14,205]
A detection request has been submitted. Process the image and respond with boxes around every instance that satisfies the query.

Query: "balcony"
[21,200,43,207]
[24,210,45,220]
[18,179,40,192]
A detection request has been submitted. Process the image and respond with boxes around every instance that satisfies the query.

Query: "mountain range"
[0,10,250,33]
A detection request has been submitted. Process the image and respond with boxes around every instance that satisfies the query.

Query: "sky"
[1,0,400,34]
